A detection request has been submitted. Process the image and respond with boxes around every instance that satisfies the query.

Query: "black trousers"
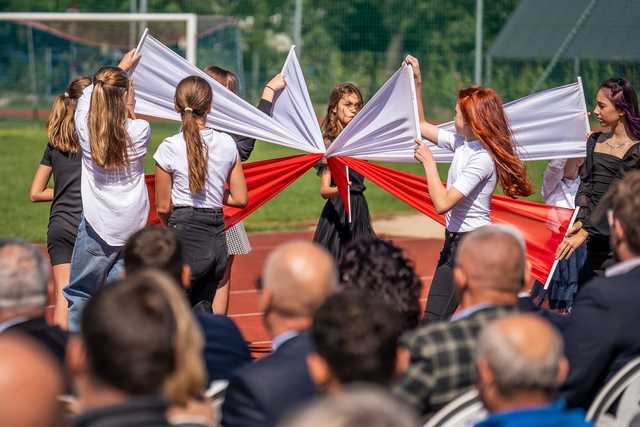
[169,206,228,307]
[423,230,467,324]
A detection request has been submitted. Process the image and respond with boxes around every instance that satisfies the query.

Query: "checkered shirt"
[392,304,519,420]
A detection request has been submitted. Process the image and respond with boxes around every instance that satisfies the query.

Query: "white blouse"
[75,85,151,247]
[153,128,238,209]
[436,128,497,233]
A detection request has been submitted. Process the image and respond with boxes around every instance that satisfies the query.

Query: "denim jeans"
[64,217,124,332]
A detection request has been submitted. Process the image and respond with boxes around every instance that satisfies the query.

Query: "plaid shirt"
[392,304,519,420]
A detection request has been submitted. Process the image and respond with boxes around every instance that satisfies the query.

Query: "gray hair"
[0,240,49,309]
[476,316,564,395]
[278,385,419,427]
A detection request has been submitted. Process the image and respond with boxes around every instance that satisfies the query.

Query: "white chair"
[423,389,487,427]
[587,356,640,427]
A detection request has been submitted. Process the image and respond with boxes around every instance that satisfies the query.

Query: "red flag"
[334,156,574,284]
[327,157,351,221]
[145,153,322,230]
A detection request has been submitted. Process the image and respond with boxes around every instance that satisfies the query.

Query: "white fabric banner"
[326,64,421,159]
[328,78,589,162]
[271,46,325,153]
[131,34,324,154]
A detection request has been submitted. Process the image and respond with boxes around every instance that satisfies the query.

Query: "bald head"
[455,225,525,294]
[262,241,338,318]
[477,314,565,396]
[0,334,63,427]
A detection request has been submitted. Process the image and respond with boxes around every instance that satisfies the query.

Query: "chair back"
[587,356,640,426]
[423,389,487,427]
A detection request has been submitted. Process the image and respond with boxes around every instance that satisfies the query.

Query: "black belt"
[173,206,223,214]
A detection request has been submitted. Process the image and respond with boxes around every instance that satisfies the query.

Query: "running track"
[46,231,443,356]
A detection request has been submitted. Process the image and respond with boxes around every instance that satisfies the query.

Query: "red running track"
[45,231,443,356]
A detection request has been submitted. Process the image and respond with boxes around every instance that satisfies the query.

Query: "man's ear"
[306,352,331,389]
[66,336,88,378]
[613,218,626,243]
[395,346,410,375]
[181,264,191,289]
[258,288,272,313]
[557,356,569,386]
[453,266,467,292]
[523,259,532,292]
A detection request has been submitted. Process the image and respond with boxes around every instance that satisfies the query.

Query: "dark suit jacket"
[560,265,640,409]
[517,296,567,331]
[196,313,251,383]
[221,331,317,427]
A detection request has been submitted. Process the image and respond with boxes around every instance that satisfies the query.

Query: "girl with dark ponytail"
[556,77,640,281]
[406,55,533,322]
[29,75,91,327]
[154,75,247,309]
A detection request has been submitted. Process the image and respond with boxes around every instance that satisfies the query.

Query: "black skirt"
[312,191,376,262]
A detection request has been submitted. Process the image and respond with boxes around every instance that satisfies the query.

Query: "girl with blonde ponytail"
[29,75,91,327]
[154,75,247,310]
[405,55,533,322]
[64,50,152,332]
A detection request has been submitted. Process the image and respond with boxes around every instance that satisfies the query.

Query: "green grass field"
[0,117,547,242]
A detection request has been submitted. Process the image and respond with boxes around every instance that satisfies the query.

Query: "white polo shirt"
[75,85,151,247]
[153,128,238,209]
[437,128,496,232]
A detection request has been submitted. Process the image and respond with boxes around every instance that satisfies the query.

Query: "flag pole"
[544,207,581,290]
[346,165,352,223]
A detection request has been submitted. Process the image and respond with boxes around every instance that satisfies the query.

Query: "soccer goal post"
[0,12,198,63]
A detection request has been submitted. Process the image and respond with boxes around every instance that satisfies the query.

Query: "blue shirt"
[475,401,592,427]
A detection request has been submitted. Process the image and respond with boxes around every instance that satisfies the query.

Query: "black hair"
[339,238,422,332]
[80,273,176,394]
[123,225,184,284]
[312,291,402,386]
[599,77,640,140]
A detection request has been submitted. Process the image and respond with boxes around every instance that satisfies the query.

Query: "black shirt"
[40,144,82,231]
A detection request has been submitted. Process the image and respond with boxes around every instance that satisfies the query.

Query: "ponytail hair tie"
[64,92,70,98]
[184,107,193,113]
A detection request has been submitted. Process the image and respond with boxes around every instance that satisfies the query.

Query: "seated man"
[123,225,251,383]
[307,290,403,391]
[475,314,591,427]
[393,225,524,420]
[561,171,640,408]
[0,240,67,365]
[222,241,338,427]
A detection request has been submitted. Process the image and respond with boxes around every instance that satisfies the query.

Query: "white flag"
[131,34,324,154]
[271,46,325,153]
[326,64,421,159]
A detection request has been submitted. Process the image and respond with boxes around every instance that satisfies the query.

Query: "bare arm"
[260,73,285,103]
[154,163,173,226]
[405,55,440,144]
[30,165,54,202]
[319,168,338,199]
[415,141,464,214]
[224,159,248,208]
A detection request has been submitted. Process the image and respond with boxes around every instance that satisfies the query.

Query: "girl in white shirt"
[64,50,150,332]
[154,75,247,310]
[406,55,533,322]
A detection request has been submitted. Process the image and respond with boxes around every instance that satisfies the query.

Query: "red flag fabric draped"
[145,153,322,229]
[332,156,574,284]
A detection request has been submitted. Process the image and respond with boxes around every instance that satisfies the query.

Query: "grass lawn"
[0,117,547,242]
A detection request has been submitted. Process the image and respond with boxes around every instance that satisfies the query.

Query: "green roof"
[488,0,640,61]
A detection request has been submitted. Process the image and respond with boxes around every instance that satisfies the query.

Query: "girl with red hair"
[405,55,533,322]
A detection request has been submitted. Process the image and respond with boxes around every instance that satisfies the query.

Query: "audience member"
[221,240,338,427]
[278,386,419,427]
[0,240,68,364]
[561,171,640,408]
[393,224,523,420]
[123,225,251,383]
[68,272,182,426]
[339,237,422,332]
[475,314,591,427]
[0,334,64,427]
[307,291,403,392]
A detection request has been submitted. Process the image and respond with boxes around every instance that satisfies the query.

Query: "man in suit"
[561,171,640,409]
[221,240,338,427]
[475,314,591,427]
[0,240,67,365]
[123,225,252,383]
[393,224,524,420]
